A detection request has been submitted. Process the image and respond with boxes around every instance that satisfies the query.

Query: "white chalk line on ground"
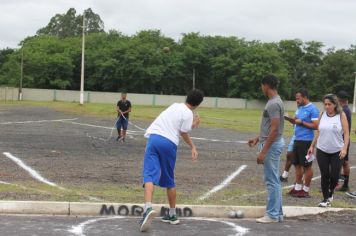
[191,137,248,144]
[68,216,124,236]
[198,165,248,201]
[2,152,103,201]
[0,118,78,125]
[62,120,250,143]
[189,217,249,236]
[68,216,249,236]
[3,152,64,189]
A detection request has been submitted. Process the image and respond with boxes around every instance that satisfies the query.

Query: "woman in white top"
[308,94,349,207]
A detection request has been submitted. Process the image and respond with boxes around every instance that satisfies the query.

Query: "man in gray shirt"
[248,75,285,223]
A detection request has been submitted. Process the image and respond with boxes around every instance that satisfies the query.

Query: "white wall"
[0,87,345,111]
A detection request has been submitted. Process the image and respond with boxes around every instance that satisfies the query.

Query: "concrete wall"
[0,87,18,102]
[0,87,349,111]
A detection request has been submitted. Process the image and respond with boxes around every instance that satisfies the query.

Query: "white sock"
[295,184,302,191]
[303,186,310,192]
[282,171,289,178]
[169,208,176,216]
[144,202,152,212]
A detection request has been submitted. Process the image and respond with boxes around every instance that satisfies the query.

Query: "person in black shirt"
[336,91,351,192]
[116,92,131,142]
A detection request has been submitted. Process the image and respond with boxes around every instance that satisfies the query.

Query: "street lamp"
[353,72,356,113]
[79,11,86,105]
[19,47,24,101]
[192,67,196,89]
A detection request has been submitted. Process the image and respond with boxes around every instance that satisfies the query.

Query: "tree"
[37,8,104,38]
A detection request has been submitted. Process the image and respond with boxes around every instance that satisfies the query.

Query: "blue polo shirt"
[295,103,319,141]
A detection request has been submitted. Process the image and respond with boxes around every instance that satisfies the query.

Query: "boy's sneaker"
[345,191,356,198]
[256,215,279,224]
[139,208,157,232]
[288,188,297,195]
[280,176,288,182]
[161,214,180,225]
[292,189,310,198]
[318,199,331,207]
[116,136,121,141]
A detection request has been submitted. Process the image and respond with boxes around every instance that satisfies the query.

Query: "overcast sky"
[1,0,355,49]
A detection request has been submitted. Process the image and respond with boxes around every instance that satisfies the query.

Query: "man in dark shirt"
[336,91,351,192]
[116,92,132,142]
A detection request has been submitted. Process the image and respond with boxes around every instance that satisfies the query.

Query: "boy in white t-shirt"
[139,89,204,232]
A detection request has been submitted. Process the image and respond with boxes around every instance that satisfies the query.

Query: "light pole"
[79,11,86,105]
[19,47,24,101]
[353,72,356,113]
[192,67,196,89]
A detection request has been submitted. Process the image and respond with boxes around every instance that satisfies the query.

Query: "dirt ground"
[0,106,356,208]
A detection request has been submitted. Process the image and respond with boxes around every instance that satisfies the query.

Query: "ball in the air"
[163,47,170,53]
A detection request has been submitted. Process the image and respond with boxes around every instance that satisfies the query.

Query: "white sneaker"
[318,199,331,207]
[256,215,279,223]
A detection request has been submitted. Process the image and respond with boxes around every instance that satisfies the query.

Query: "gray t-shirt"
[259,95,284,143]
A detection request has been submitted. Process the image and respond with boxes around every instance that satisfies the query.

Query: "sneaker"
[292,189,310,198]
[256,215,279,224]
[318,199,331,207]
[116,136,121,141]
[345,191,356,198]
[280,176,288,182]
[139,208,157,232]
[161,214,180,225]
[336,185,350,192]
[288,188,297,195]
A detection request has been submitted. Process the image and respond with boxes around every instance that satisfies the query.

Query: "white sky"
[1,0,355,49]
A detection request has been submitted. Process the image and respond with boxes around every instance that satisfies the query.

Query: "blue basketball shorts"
[142,134,177,188]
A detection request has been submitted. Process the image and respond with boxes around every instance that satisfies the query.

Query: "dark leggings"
[316,149,342,200]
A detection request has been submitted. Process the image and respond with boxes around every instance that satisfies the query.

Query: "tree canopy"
[1,8,356,101]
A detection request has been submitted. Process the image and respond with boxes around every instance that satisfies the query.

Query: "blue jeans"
[259,138,284,220]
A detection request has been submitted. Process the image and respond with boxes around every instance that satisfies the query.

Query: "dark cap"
[337,90,349,100]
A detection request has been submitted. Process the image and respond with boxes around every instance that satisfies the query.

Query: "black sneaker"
[139,208,157,232]
[116,136,121,141]
[161,214,180,225]
[280,176,288,182]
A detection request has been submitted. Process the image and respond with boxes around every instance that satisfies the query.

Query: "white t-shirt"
[144,103,193,146]
[317,112,344,153]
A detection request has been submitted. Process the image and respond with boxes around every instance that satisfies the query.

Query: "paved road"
[0,214,355,236]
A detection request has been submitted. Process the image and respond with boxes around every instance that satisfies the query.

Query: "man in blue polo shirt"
[288,89,319,198]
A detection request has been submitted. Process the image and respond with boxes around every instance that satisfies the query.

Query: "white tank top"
[317,112,344,153]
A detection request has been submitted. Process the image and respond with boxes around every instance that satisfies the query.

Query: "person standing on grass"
[116,92,131,142]
[248,74,285,223]
[307,94,349,207]
[288,89,319,198]
[139,89,204,232]
[336,91,352,192]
